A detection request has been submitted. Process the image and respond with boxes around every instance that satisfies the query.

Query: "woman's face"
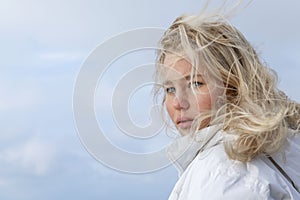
[162,55,222,135]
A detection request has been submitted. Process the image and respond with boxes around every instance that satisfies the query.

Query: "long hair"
[155,14,300,162]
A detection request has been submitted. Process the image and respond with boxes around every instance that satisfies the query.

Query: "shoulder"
[170,144,270,199]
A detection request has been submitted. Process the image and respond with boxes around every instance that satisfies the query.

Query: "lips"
[176,117,194,129]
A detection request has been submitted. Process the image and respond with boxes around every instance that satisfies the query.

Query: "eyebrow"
[163,74,203,85]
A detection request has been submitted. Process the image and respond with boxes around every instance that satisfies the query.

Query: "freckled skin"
[163,55,221,135]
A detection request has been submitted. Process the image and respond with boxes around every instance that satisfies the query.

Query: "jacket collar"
[166,125,224,176]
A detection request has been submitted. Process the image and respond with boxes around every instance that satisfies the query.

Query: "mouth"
[176,117,194,129]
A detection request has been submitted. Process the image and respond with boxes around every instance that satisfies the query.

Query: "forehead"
[161,54,205,81]
[163,54,192,76]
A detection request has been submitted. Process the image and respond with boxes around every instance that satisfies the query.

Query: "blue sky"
[1,0,300,199]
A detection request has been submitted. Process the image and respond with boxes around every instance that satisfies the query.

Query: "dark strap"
[268,156,299,193]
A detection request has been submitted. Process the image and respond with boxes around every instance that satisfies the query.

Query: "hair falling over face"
[154,13,300,162]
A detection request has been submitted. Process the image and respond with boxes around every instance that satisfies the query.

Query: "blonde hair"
[155,14,300,162]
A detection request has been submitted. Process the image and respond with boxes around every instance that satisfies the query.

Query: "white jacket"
[167,125,300,200]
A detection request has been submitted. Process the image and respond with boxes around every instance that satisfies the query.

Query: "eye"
[165,87,176,94]
[189,81,204,88]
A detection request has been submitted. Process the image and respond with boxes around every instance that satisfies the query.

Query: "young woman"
[155,13,300,199]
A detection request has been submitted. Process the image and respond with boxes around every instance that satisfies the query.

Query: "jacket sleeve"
[169,162,271,200]
[173,146,271,200]
[187,177,270,200]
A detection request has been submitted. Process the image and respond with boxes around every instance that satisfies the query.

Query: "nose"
[173,93,189,110]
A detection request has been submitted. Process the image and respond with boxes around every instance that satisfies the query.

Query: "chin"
[178,128,192,136]
[178,121,211,136]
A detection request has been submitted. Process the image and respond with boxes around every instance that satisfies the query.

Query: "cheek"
[195,93,213,111]
[195,84,223,111]
[165,98,175,118]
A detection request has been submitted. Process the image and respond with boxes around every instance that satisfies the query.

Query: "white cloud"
[0,84,41,111]
[0,136,57,176]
